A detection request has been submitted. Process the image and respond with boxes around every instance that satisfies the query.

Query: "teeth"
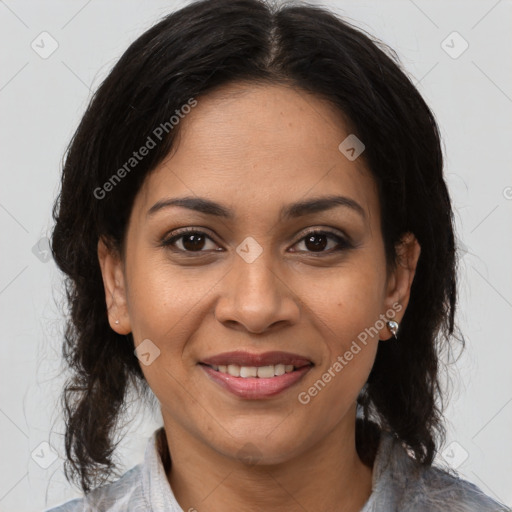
[274,364,285,376]
[257,365,274,378]
[240,366,258,378]
[227,364,240,377]
[209,363,305,378]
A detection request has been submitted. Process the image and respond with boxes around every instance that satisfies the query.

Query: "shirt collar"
[142,427,183,511]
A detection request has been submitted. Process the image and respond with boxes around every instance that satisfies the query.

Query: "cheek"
[123,253,225,398]
[299,258,386,342]
[292,259,384,403]
[297,281,380,416]
[123,259,207,408]
[125,254,215,341]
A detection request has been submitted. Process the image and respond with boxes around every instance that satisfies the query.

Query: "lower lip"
[200,364,312,399]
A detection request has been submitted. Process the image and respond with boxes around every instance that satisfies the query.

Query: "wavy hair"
[50,0,461,493]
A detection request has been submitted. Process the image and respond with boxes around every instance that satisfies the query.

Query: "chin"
[215,430,308,466]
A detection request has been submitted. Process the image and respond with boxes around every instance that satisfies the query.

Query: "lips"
[201,350,313,368]
[198,351,314,399]
[200,364,312,399]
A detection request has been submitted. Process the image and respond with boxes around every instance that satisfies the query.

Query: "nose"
[213,250,301,334]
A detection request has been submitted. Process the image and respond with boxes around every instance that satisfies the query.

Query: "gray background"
[0,0,511,510]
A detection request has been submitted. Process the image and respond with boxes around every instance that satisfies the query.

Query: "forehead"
[133,82,379,226]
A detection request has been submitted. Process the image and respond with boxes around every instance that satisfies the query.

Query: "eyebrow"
[147,194,366,221]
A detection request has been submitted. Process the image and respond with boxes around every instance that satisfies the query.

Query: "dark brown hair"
[50,0,462,493]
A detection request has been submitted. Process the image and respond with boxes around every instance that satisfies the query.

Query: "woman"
[46,0,510,510]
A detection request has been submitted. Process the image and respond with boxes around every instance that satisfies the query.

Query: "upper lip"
[201,351,313,368]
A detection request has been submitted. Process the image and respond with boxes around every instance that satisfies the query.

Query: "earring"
[386,320,399,340]
[115,320,120,325]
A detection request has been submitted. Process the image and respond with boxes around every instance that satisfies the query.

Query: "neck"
[161,406,374,512]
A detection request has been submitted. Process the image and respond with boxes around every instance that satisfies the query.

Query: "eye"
[161,228,222,253]
[291,230,352,254]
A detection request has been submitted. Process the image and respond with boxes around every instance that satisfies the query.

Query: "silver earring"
[115,320,120,325]
[386,320,399,340]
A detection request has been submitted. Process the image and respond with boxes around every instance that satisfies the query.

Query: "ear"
[97,237,131,335]
[379,232,421,340]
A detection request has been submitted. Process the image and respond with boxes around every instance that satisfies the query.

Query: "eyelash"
[160,227,353,256]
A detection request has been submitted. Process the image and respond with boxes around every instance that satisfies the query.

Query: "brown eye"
[292,230,352,254]
[180,232,206,251]
[304,233,328,252]
[162,229,220,253]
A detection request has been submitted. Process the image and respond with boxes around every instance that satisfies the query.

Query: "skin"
[98,82,421,512]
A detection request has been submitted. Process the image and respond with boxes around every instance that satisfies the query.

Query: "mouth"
[198,351,314,399]
[199,362,312,378]
[200,350,313,369]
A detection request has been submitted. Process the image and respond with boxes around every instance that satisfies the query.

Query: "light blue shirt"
[46,428,510,511]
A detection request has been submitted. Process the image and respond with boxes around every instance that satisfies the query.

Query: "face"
[99,82,420,465]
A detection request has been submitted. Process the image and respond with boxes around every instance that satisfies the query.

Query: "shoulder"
[411,464,509,512]
[44,464,147,512]
[369,432,510,512]
[45,427,183,512]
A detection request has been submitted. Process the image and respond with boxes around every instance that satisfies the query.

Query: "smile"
[204,363,307,378]
[199,359,313,399]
